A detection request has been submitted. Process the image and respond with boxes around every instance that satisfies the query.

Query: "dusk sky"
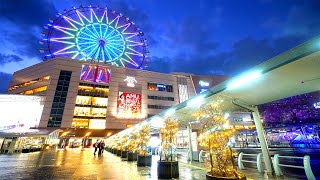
[1,0,320,93]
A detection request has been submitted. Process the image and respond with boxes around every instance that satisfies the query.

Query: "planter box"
[157,161,179,179]
[127,152,137,161]
[22,149,30,153]
[137,155,152,166]
[117,149,122,156]
[121,150,128,158]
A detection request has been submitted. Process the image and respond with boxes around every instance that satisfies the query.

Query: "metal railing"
[198,150,208,163]
[237,152,264,173]
[273,154,316,180]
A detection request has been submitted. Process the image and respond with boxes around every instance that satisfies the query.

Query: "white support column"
[232,100,274,175]
[187,124,193,161]
[252,108,274,174]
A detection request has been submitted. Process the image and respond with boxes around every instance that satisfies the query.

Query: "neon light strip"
[63,16,81,29]
[50,39,75,45]
[55,50,79,55]
[53,45,75,55]
[53,25,77,32]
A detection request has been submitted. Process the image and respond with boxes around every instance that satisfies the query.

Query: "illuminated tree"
[197,97,245,179]
[119,134,129,151]
[159,118,179,161]
[127,129,138,152]
[137,124,151,156]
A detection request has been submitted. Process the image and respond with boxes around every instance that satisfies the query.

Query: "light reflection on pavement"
[0,149,205,180]
[0,149,302,180]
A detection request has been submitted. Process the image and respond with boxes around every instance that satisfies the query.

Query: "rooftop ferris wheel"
[40,5,149,69]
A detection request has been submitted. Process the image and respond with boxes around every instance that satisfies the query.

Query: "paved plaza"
[0,149,306,180]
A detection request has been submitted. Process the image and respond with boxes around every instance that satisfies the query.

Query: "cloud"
[0,72,12,93]
[0,54,23,64]
[0,0,57,26]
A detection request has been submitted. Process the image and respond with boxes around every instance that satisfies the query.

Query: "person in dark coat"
[94,140,99,155]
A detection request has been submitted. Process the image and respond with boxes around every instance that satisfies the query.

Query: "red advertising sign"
[117,92,142,118]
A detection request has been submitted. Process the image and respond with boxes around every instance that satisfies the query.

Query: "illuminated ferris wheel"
[40,6,149,69]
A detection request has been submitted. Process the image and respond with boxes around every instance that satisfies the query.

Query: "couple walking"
[93,140,105,156]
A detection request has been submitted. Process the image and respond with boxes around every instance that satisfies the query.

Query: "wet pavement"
[0,149,305,180]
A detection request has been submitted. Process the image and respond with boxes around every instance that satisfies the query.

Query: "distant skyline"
[1,0,320,92]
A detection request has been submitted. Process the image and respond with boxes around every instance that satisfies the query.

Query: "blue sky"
[1,0,320,92]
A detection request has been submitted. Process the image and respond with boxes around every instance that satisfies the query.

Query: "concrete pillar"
[187,124,193,161]
[252,108,274,174]
[8,137,17,154]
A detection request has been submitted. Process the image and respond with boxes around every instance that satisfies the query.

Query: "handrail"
[198,150,209,163]
[273,154,315,180]
[237,152,263,173]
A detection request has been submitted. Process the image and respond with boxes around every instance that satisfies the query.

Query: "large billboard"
[0,95,45,131]
[117,92,141,118]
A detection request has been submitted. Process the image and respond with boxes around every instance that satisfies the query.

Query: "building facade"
[8,58,227,131]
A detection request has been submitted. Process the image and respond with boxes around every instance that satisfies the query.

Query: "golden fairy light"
[137,124,151,156]
[127,129,138,152]
[159,118,179,161]
[197,96,246,179]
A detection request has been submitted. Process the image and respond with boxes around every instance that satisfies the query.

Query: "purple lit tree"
[258,91,320,127]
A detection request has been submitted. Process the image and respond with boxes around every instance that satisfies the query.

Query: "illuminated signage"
[89,119,106,129]
[124,76,137,87]
[0,95,44,131]
[314,102,320,109]
[199,80,209,87]
[117,92,142,118]
[157,84,166,88]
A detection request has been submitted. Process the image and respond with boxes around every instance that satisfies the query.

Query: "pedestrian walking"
[101,140,105,154]
[93,140,99,155]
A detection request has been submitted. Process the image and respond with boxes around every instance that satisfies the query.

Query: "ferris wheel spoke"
[100,10,109,24]
[77,41,97,45]
[126,42,144,47]
[103,24,109,38]
[114,16,120,29]
[84,26,99,38]
[126,47,143,56]
[71,52,80,59]
[118,58,125,67]
[117,23,131,32]
[50,39,75,45]
[90,8,100,23]
[108,43,124,53]
[107,33,122,41]
[86,44,100,58]
[53,44,75,55]
[121,57,139,67]
[124,32,139,40]
[91,25,100,38]
[78,31,98,40]
[124,53,139,66]
[99,24,103,37]
[79,43,98,53]
[63,16,81,30]
[101,47,105,62]
[109,15,120,26]
[54,50,78,55]
[102,46,113,60]
[104,28,116,39]
[105,45,118,59]
[53,26,76,37]
[50,37,74,40]
[77,37,96,43]
[76,10,91,24]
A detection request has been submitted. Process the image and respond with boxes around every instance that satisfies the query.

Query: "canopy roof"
[112,36,320,136]
[0,128,62,137]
